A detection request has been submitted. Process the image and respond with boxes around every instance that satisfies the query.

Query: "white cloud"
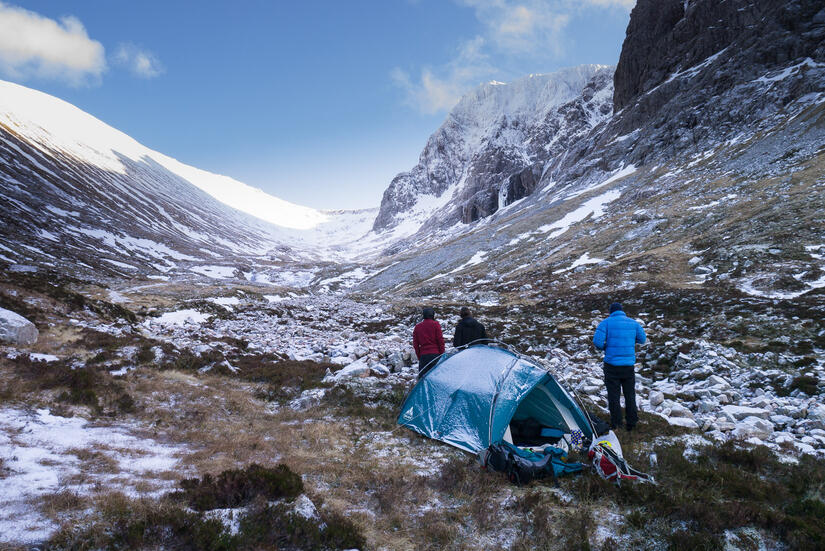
[395,0,634,114]
[0,2,105,85]
[459,0,570,56]
[392,36,496,114]
[584,0,636,8]
[114,43,164,79]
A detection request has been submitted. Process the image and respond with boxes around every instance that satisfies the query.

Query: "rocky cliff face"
[614,0,825,110]
[606,0,825,159]
[373,0,825,245]
[372,65,614,231]
[361,0,825,307]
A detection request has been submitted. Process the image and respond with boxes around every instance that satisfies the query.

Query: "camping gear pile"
[397,344,654,486]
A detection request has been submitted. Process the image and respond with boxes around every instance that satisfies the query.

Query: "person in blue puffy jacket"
[593,302,647,431]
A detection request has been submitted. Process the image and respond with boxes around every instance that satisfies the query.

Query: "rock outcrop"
[373,65,614,231]
[0,307,38,345]
[371,0,825,247]
[614,0,825,111]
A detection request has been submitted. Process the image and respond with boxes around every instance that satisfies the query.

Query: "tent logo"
[402,409,414,421]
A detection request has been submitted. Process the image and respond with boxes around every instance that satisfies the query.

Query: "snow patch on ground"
[145,309,212,327]
[538,189,622,238]
[553,253,605,274]
[190,265,237,279]
[207,296,241,308]
[0,408,186,544]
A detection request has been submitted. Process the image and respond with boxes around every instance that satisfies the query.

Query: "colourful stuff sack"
[588,432,655,485]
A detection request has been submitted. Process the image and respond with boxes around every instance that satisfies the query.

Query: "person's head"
[609,302,623,314]
[422,307,435,320]
[459,306,471,319]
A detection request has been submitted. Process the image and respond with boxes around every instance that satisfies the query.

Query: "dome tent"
[397,345,595,454]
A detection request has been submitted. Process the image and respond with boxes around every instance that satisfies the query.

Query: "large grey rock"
[721,405,770,421]
[808,404,825,424]
[667,416,699,429]
[325,358,371,381]
[649,391,665,407]
[697,399,718,413]
[669,403,694,419]
[732,416,774,440]
[387,352,405,372]
[0,307,38,346]
[707,375,731,390]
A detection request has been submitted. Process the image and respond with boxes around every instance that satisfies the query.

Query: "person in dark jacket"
[593,302,647,431]
[453,306,487,347]
[413,307,445,376]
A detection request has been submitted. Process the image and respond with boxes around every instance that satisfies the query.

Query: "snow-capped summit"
[451,66,609,131]
[372,64,614,232]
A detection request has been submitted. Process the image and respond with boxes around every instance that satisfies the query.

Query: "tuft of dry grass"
[39,489,88,520]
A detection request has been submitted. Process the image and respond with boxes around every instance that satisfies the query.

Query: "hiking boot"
[625,424,635,432]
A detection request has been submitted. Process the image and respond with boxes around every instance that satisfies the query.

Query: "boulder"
[752,397,772,410]
[669,403,694,419]
[0,307,38,346]
[697,399,718,413]
[732,416,774,440]
[582,385,602,395]
[325,358,371,381]
[370,364,391,377]
[707,375,731,389]
[289,388,327,410]
[808,404,825,424]
[769,415,795,428]
[387,352,405,372]
[667,416,699,429]
[721,405,770,421]
[292,495,322,523]
[649,391,665,407]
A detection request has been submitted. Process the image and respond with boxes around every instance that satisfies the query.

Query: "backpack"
[588,441,655,485]
[480,441,583,486]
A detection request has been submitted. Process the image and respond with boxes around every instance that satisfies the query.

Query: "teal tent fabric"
[398,346,594,453]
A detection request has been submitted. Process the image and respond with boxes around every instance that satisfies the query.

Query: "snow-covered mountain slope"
[0,79,380,276]
[358,0,825,302]
[0,80,325,231]
[373,65,614,232]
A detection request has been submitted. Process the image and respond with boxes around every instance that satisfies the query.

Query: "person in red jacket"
[413,307,445,376]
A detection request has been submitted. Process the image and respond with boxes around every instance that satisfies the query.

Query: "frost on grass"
[0,407,188,544]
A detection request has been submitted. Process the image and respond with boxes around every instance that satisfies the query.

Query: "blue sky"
[0,1,633,210]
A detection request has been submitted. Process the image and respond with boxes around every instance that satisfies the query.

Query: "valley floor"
[0,269,824,550]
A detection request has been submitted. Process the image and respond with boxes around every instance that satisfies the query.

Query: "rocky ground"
[0,266,824,550]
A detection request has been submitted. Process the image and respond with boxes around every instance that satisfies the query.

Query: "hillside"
[1,0,824,549]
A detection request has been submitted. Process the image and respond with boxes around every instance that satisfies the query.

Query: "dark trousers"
[603,363,638,429]
[418,354,440,377]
